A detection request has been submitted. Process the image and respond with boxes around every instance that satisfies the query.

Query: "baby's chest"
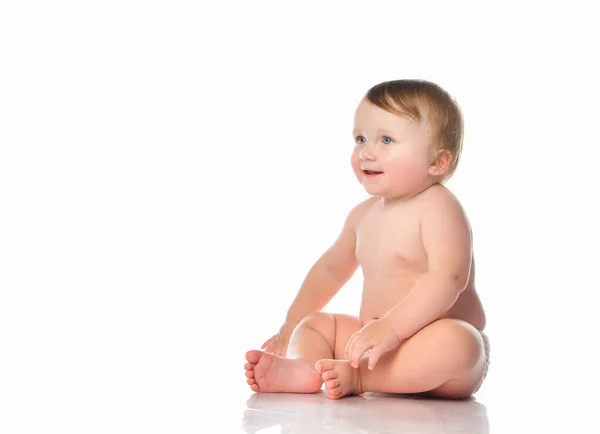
[355,212,427,271]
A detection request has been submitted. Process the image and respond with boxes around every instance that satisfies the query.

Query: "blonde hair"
[365,79,464,183]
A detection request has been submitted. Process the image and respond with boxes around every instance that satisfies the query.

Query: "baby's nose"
[359,148,376,161]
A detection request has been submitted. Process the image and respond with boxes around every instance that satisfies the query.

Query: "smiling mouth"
[363,170,383,175]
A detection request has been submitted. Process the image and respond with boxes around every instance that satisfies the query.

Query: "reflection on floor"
[241,390,489,434]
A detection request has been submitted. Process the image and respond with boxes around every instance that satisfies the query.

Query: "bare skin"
[244,351,322,394]
[245,96,488,399]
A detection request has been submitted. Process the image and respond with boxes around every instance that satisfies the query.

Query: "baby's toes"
[321,369,339,381]
[314,359,336,374]
[245,350,262,364]
[326,385,343,399]
[326,378,341,390]
[244,362,253,370]
[245,369,254,379]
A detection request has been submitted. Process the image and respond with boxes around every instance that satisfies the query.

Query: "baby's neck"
[381,181,440,205]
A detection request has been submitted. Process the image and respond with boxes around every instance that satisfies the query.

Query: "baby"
[244,79,489,400]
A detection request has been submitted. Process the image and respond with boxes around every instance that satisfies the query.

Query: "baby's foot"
[244,350,323,393]
[315,359,363,400]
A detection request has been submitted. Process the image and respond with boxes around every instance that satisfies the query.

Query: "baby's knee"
[298,312,335,331]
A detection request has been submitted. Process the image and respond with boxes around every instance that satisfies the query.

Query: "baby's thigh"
[331,314,362,359]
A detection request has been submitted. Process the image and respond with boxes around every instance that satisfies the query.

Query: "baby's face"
[351,99,436,200]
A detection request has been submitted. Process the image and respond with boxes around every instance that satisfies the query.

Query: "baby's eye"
[382,136,394,145]
[355,135,366,145]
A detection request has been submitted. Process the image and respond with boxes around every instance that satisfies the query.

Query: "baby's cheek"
[384,160,422,185]
[350,153,362,176]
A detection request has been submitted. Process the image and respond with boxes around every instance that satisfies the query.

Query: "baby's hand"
[345,318,401,370]
[261,320,299,357]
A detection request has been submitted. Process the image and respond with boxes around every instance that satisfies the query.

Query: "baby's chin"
[361,181,413,200]
[361,181,386,196]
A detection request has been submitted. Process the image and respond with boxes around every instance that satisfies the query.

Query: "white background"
[1,1,599,432]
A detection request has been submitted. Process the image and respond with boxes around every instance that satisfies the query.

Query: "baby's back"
[354,186,486,330]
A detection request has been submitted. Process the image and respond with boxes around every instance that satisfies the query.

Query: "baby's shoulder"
[419,184,467,216]
[346,196,379,226]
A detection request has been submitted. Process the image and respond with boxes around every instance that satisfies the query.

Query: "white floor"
[240,390,490,434]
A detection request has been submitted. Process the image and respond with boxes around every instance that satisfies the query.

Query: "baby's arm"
[382,190,472,340]
[284,198,375,323]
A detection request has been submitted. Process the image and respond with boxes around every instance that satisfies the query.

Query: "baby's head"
[351,79,463,200]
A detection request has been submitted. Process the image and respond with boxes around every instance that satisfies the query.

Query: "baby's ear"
[428,149,453,177]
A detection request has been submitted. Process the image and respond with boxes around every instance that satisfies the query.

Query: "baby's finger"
[350,340,366,368]
[261,335,277,349]
[345,332,359,359]
[368,346,382,370]
[344,338,352,359]
[264,342,277,354]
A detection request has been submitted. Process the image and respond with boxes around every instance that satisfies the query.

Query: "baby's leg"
[244,313,361,394]
[287,313,362,364]
[316,318,486,399]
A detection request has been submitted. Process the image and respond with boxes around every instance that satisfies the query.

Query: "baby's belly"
[358,275,418,324]
[358,276,486,330]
